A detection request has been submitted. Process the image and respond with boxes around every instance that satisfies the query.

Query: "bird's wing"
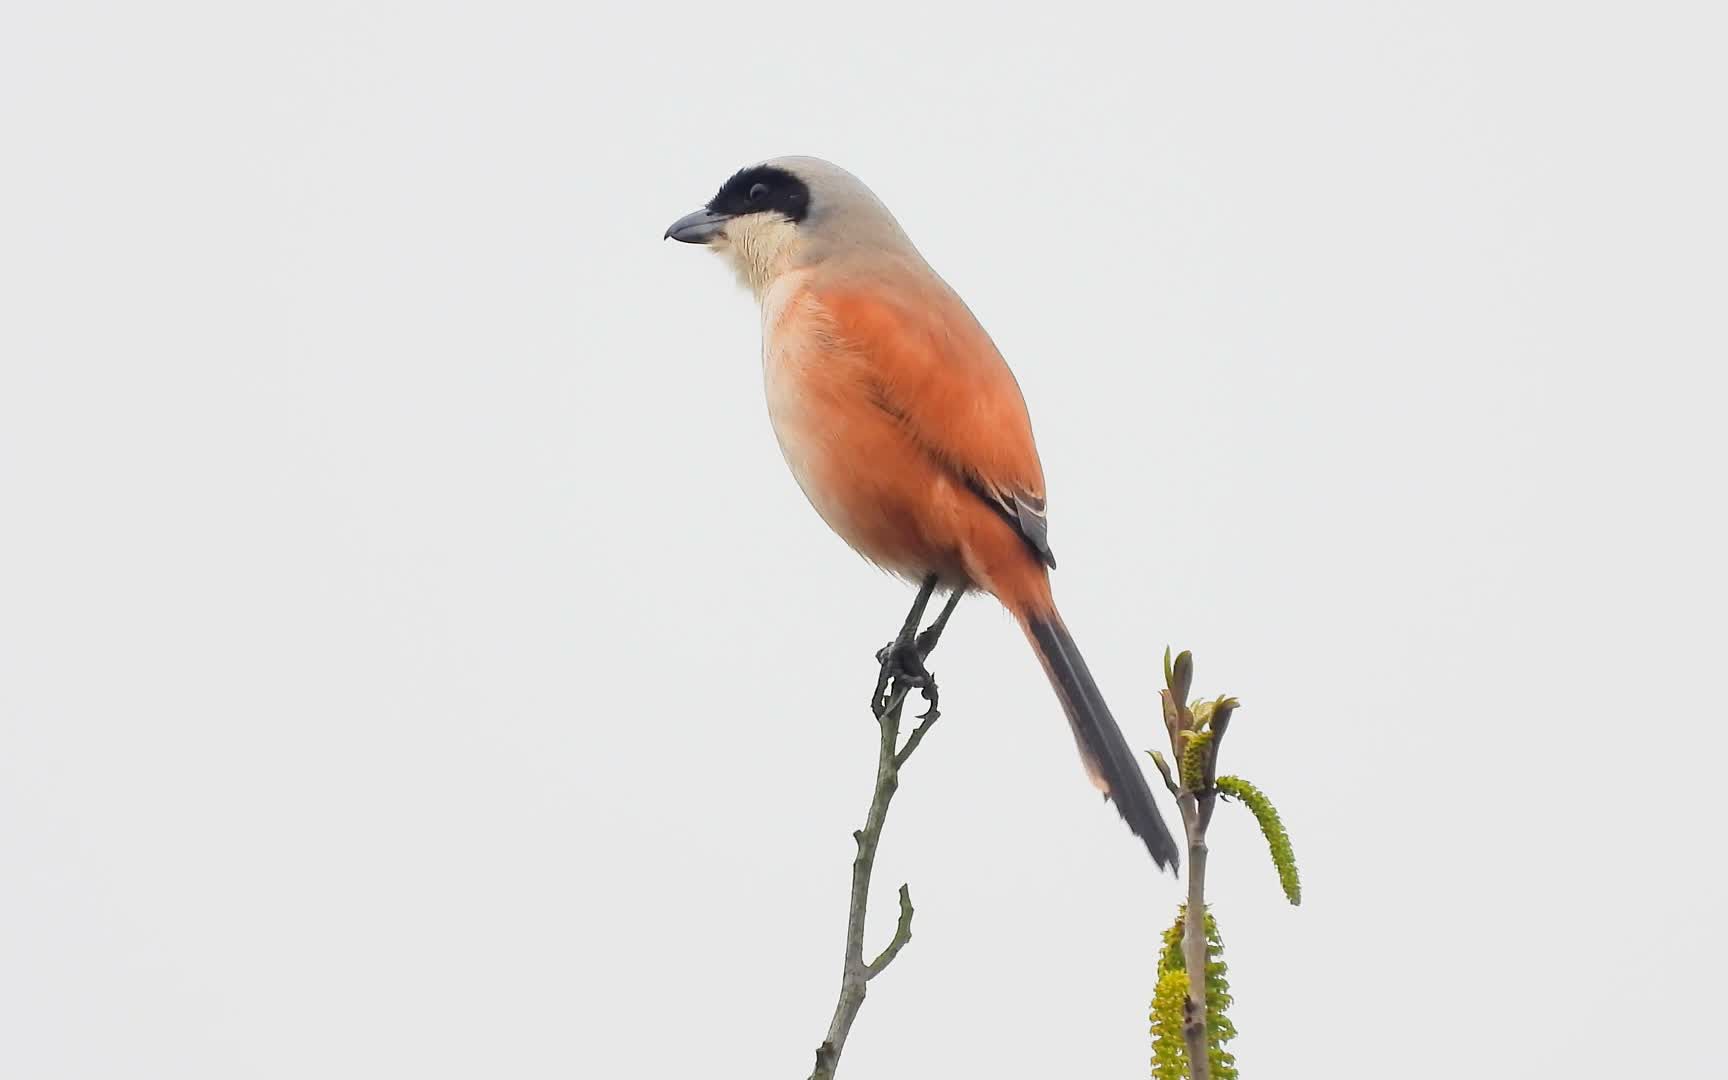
[812,273,1057,568]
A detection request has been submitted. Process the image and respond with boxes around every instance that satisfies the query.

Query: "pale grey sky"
[2,2,1723,1077]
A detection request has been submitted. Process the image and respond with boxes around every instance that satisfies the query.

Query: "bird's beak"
[663,208,730,244]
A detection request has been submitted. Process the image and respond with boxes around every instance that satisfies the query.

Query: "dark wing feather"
[967,478,1057,569]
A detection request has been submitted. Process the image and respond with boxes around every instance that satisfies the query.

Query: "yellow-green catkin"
[1151,906,1239,1080]
[1179,729,1213,791]
[1150,970,1189,1080]
[1215,775,1302,906]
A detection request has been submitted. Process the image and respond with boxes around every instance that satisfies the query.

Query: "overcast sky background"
[3,3,1724,1077]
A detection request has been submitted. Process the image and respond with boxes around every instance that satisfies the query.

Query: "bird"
[665,156,1179,871]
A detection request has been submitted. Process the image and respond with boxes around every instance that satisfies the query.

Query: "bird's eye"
[748,183,770,203]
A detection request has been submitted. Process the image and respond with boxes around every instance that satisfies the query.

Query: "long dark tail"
[1023,612,1181,871]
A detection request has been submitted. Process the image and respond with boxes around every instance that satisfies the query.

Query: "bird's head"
[664,156,913,296]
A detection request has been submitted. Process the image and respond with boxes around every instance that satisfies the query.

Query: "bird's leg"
[874,575,939,719]
[914,588,963,659]
[901,588,963,718]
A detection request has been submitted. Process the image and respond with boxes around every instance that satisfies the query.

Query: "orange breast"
[759,274,1056,615]
[760,278,958,580]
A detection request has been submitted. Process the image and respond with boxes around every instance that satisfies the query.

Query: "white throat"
[715,214,803,300]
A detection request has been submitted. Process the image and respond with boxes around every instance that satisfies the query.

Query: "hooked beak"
[663,207,730,244]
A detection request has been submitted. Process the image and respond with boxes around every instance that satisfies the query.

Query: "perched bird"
[665,157,1178,870]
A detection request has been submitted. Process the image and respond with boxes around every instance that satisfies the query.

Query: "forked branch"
[808,579,960,1080]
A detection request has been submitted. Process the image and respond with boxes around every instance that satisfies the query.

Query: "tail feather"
[1023,613,1181,871]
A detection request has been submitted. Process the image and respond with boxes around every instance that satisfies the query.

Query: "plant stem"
[1161,655,1223,1080]
[809,581,956,1079]
[1180,803,1212,1080]
[810,685,912,1077]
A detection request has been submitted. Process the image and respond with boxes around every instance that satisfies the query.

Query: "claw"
[873,635,938,719]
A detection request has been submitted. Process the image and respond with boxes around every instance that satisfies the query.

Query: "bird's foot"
[873,635,939,720]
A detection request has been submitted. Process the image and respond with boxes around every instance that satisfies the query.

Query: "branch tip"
[866,884,915,977]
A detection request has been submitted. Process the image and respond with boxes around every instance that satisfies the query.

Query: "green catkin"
[1216,775,1302,906]
[1150,971,1189,1080]
[1150,907,1239,1080]
[1179,729,1213,791]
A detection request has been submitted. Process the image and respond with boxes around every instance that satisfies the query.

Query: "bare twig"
[809,579,957,1080]
[1179,812,1212,1080]
[866,885,916,976]
[893,713,940,768]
